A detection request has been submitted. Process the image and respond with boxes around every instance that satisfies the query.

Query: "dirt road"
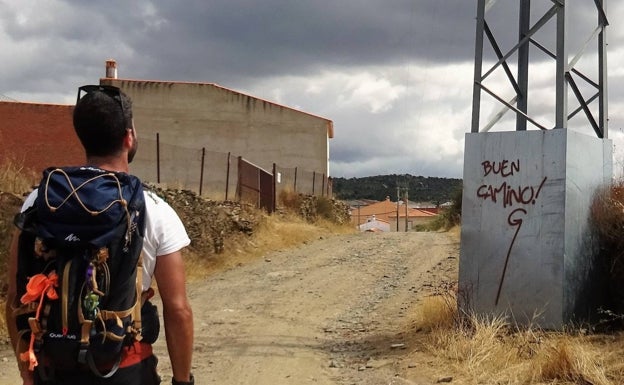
[0,231,460,384]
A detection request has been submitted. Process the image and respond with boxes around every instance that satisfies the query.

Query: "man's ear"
[123,128,134,149]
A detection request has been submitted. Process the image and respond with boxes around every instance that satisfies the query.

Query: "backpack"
[13,166,146,379]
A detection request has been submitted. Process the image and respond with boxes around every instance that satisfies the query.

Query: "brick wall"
[0,102,83,174]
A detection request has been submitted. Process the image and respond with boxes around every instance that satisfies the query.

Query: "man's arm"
[154,250,194,383]
[5,230,34,385]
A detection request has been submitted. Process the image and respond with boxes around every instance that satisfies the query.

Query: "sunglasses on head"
[76,85,128,125]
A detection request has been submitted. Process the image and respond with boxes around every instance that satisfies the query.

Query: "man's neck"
[85,155,129,173]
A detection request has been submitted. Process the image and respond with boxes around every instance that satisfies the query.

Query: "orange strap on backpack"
[19,271,59,370]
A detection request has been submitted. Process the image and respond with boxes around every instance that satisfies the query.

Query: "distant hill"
[331,174,462,204]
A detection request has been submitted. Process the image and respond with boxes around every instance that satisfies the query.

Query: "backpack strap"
[12,302,38,317]
[78,319,93,364]
[19,272,59,371]
[133,252,144,341]
[79,317,122,380]
[86,351,122,379]
[14,330,31,372]
[61,260,72,335]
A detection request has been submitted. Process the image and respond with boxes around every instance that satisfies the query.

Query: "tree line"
[331,174,462,204]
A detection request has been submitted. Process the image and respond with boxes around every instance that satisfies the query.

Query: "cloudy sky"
[2,1,624,179]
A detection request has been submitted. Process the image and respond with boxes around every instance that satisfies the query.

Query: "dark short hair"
[73,88,133,158]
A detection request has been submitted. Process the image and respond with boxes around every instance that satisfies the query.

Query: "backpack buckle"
[77,345,89,365]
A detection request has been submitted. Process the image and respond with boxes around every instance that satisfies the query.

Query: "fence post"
[199,147,205,196]
[256,165,261,208]
[312,171,316,195]
[156,133,161,183]
[225,152,231,201]
[294,167,298,192]
[272,163,277,212]
[237,156,243,201]
[321,173,325,197]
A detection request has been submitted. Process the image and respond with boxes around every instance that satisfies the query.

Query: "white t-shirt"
[21,189,191,291]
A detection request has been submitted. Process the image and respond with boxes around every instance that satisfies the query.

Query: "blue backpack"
[13,166,146,378]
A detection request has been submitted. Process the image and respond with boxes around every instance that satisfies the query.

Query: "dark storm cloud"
[52,0,477,85]
[0,1,609,92]
[1,0,621,178]
[140,1,476,79]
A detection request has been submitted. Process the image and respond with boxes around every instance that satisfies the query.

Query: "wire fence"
[131,134,332,211]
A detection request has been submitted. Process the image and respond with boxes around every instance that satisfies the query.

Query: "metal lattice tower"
[471,0,608,138]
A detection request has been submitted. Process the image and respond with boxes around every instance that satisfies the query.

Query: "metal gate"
[237,157,275,213]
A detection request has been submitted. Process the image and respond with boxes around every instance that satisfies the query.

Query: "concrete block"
[459,129,612,328]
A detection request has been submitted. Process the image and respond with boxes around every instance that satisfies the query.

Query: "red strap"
[19,271,59,371]
[20,272,59,304]
[119,341,154,368]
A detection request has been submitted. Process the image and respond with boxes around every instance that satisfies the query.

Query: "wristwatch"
[172,373,194,385]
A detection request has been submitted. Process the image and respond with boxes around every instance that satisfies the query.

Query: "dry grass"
[278,188,301,211]
[590,183,624,317]
[413,289,619,384]
[417,293,457,332]
[0,159,37,339]
[0,158,36,195]
[534,336,611,384]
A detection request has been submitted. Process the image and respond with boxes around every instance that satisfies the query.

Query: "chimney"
[105,59,118,79]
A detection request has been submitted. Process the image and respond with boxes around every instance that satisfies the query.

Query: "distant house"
[389,208,437,231]
[350,196,398,229]
[407,200,439,214]
[349,196,437,232]
[358,215,390,232]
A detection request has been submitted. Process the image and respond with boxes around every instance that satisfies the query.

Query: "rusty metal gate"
[237,157,275,213]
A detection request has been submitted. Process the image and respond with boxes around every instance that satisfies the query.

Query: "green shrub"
[416,184,462,231]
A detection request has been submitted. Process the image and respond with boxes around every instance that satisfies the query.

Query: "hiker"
[5,85,194,385]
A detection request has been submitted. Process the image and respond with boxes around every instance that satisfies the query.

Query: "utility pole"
[404,189,409,232]
[396,186,400,232]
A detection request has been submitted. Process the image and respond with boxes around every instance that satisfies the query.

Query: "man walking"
[6,85,194,385]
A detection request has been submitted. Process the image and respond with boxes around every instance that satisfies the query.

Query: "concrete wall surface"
[100,79,333,185]
[563,130,612,323]
[459,129,612,328]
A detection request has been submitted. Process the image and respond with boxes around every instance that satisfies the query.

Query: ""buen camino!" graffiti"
[476,159,547,305]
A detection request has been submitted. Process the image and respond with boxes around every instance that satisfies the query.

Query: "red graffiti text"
[477,176,547,208]
[482,159,520,178]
